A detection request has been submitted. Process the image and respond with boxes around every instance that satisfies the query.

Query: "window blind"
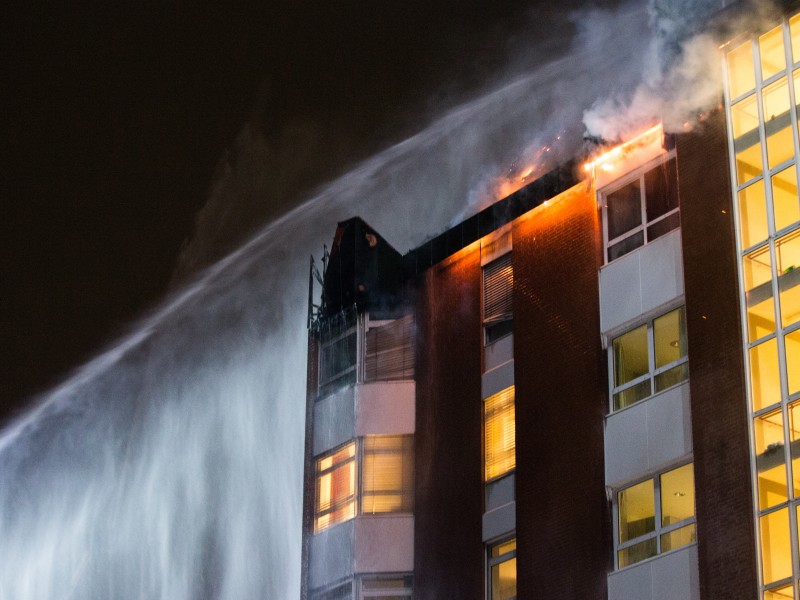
[364,314,415,382]
[484,386,516,481]
[483,253,513,324]
[361,435,414,514]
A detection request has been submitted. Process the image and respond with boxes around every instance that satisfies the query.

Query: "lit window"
[484,387,516,481]
[483,253,513,345]
[616,464,696,568]
[315,442,357,533]
[488,538,517,600]
[601,156,679,263]
[361,435,414,515]
[360,575,412,599]
[610,307,688,411]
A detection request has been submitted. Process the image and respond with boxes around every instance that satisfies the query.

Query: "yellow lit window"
[772,167,800,233]
[489,539,516,600]
[728,40,756,98]
[315,442,356,533]
[750,339,782,411]
[761,507,792,585]
[777,231,800,328]
[754,409,788,510]
[738,180,769,249]
[761,26,787,81]
[786,329,800,395]
[361,435,414,515]
[484,387,516,481]
[792,14,800,64]
[765,583,794,600]
[763,78,793,169]
[744,246,776,341]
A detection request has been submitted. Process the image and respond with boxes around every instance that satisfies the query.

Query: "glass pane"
[737,140,764,185]
[661,464,695,525]
[490,557,516,600]
[646,212,681,243]
[745,246,776,340]
[608,231,644,261]
[619,479,655,543]
[761,26,787,80]
[732,95,760,138]
[755,409,788,511]
[613,325,649,387]
[739,180,769,249]
[778,231,800,327]
[728,41,756,98]
[644,159,678,222]
[751,338,783,411]
[607,179,642,240]
[761,508,792,585]
[787,329,800,395]
[654,307,687,368]
[485,387,516,481]
[654,363,689,393]
[490,538,516,558]
[772,167,800,233]
[362,435,414,514]
[764,78,794,168]
[618,538,657,568]
[614,379,652,410]
[765,584,794,600]
[661,523,696,552]
[788,402,800,497]
[793,14,800,64]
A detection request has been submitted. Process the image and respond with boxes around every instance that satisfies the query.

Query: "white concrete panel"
[605,382,692,488]
[310,520,354,589]
[482,360,515,399]
[482,501,516,542]
[605,402,649,488]
[355,381,415,436]
[313,386,355,456]
[600,250,643,333]
[354,516,414,573]
[485,334,514,372]
[486,473,515,511]
[599,230,684,335]
[640,230,684,316]
[608,544,699,600]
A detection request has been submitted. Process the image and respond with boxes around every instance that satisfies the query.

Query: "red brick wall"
[414,246,484,600]
[677,112,758,598]
[512,185,610,599]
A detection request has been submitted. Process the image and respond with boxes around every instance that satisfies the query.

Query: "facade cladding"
[301,9,800,600]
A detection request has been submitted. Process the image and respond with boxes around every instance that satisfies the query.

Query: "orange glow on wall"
[583,123,664,176]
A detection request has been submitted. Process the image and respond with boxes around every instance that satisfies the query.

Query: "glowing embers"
[583,123,664,177]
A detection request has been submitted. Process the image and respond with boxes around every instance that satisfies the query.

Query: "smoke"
[583,0,782,140]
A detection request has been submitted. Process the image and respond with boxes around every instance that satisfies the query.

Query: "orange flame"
[583,123,663,175]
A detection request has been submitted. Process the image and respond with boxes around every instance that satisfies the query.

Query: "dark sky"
[2,1,616,419]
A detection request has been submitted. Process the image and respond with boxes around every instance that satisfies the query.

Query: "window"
[488,538,517,600]
[359,575,412,599]
[315,436,414,533]
[311,581,353,600]
[483,253,513,344]
[484,386,516,481]
[361,435,414,515]
[318,308,358,397]
[315,442,357,533]
[601,156,680,262]
[610,306,688,410]
[616,463,696,568]
[364,314,415,382]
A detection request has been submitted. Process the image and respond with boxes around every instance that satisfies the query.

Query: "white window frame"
[608,305,689,412]
[358,574,413,599]
[612,463,697,570]
[600,151,679,264]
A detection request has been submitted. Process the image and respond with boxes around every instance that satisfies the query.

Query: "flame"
[583,123,663,175]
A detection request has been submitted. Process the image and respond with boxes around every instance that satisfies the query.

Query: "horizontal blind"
[364,314,415,382]
[485,386,516,481]
[315,442,356,532]
[483,253,513,323]
[362,435,414,514]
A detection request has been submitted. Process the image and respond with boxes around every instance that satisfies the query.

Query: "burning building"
[300,5,800,600]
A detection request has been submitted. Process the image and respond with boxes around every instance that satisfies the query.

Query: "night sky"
[2,1,620,419]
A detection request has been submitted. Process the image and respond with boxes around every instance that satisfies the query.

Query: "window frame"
[484,386,516,483]
[600,151,680,264]
[358,575,413,599]
[608,305,689,412]
[482,251,514,347]
[487,537,517,600]
[359,434,415,516]
[612,463,697,570]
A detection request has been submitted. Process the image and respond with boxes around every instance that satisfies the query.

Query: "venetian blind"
[364,314,415,382]
[483,253,513,323]
[361,435,414,514]
[484,386,516,481]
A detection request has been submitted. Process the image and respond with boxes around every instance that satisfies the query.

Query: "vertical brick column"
[677,110,758,599]
[512,184,610,599]
[414,246,484,600]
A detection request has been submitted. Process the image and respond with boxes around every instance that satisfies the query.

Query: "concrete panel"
[309,520,354,589]
[600,250,643,333]
[313,386,355,456]
[482,501,516,542]
[482,360,515,399]
[486,473,515,511]
[354,516,414,573]
[605,382,692,488]
[608,544,699,600]
[485,334,514,372]
[600,230,684,335]
[640,230,684,316]
[355,381,415,436]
